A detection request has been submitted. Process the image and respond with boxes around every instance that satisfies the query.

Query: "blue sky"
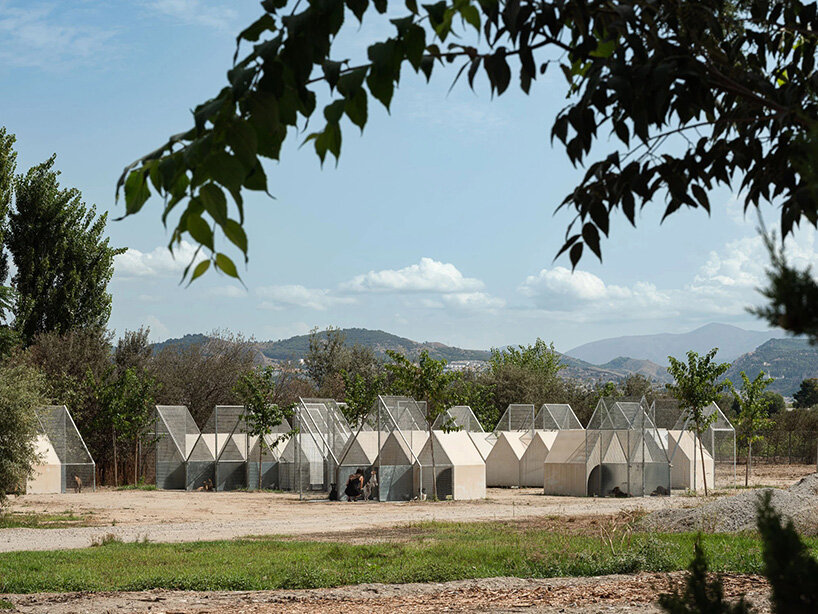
[2,0,817,353]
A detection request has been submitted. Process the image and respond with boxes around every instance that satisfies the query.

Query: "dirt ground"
[2,463,813,553]
[4,573,770,614]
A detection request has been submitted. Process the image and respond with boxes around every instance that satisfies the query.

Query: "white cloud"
[143,315,170,342]
[519,228,818,323]
[441,292,506,312]
[261,322,313,340]
[343,257,485,293]
[0,3,115,69]
[206,285,246,299]
[115,241,205,279]
[144,0,237,30]
[256,285,356,311]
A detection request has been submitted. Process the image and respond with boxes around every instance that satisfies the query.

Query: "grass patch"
[1,520,813,594]
[0,511,91,529]
[115,484,157,491]
[0,599,12,610]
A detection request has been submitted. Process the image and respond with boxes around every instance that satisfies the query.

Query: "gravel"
[642,473,818,533]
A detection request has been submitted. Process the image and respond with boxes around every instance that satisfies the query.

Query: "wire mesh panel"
[153,406,195,490]
[210,405,248,491]
[540,404,584,430]
[35,406,95,492]
[494,404,536,433]
[433,406,484,432]
[246,419,292,490]
[586,396,670,497]
[665,400,736,490]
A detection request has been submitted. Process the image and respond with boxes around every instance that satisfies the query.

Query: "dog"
[610,486,629,498]
[73,474,82,494]
[650,485,670,496]
[329,483,339,501]
[363,469,378,501]
[195,479,214,492]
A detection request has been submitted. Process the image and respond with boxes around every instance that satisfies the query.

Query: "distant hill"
[566,323,779,366]
[559,354,672,384]
[256,328,491,362]
[723,338,818,396]
[153,328,491,363]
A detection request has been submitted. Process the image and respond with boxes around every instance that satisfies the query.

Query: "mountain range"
[152,324,818,395]
[566,323,779,365]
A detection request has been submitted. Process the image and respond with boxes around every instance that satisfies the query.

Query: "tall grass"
[0,521,814,594]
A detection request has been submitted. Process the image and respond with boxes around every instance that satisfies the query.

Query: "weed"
[0,599,12,610]
[90,533,121,547]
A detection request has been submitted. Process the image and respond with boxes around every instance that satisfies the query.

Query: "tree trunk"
[699,432,708,496]
[258,440,263,491]
[748,440,753,487]
[428,419,437,501]
[112,429,118,487]
[134,439,139,486]
[745,444,749,488]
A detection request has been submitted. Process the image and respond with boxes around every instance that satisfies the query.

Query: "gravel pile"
[642,473,818,534]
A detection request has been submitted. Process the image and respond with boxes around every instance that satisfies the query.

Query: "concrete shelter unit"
[542,430,589,496]
[414,430,486,500]
[519,431,558,487]
[27,405,95,494]
[485,431,528,487]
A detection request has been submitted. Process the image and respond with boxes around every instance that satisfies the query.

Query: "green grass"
[2,520,814,594]
[0,599,12,609]
[114,484,157,491]
[0,511,91,529]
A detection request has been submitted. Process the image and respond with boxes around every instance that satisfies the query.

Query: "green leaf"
[124,170,151,215]
[337,67,368,96]
[373,0,387,13]
[206,151,246,195]
[404,24,426,70]
[459,4,480,31]
[215,253,240,278]
[198,183,228,226]
[346,0,369,21]
[324,99,346,124]
[190,259,210,281]
[345,88,368,131]
[224,219,249,256]
[423,1,447,28]
[186,214,215,250]
[226,121,258,170]
[243,161,268,192]
[237,13,276,44]
[322,60,343,91]
[484,48,511,95]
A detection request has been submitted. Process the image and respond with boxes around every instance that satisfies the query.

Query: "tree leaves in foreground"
[0,364,46,505]
[658,539,750,614]
[661,491,818,613]
[118,0,818,341]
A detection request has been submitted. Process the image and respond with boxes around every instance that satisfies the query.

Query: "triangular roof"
[486,431,528,463]
[468,432,494,461]
[417,431,485,466]
[218,434,245,462]
[433,406,484,432]
[538,404,584,430]
[521,431,557,461]
[375,431,414,465]
[543,430,588,464]
[494,404,536,432]
[339,430,380,465]
[35,405,94,465]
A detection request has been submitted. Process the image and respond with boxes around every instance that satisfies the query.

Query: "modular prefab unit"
[543,430,589,496]
[585,396,671,497]
[519,431,558,487]
[338,395,428,501]
[27,405,95,493]
[485,431,528,487]
[468,432,495,461]
[150,405,200,490]
[278,398,351,494]
[651,399,734,490]
[246,420,293,490]
[414,431,486,500]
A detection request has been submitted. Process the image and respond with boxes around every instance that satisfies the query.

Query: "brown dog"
[73,474,82,493]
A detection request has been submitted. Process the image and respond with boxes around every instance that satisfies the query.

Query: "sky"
[2,0,817,353]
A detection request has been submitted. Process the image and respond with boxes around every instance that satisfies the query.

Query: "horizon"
[2,2,816,350]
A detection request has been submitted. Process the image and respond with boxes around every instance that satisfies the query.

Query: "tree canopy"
[117,0,818,341]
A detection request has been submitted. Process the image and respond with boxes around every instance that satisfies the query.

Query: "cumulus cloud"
[144,0,237,30]
[206,285,246,299]
[115,241,205,279]
[519,229,818,323]
[343,257,485,293]
[143,315,170,341]
[256,285,356,311]
[0,3,115,69]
